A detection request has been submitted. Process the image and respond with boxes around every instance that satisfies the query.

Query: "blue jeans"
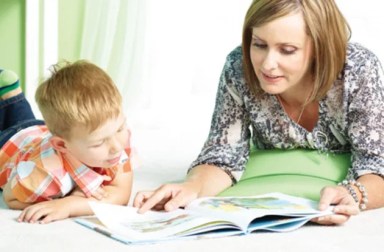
[0,93,44,147]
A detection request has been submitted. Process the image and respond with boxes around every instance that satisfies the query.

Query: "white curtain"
[25,0,58,119]
[80,0,147,114]
[79,0,384,169]
[79,0,384,133]
[80,0,251,130]
[79,0,251,167]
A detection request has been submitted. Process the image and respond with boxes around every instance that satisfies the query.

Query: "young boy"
[0,62,133,224]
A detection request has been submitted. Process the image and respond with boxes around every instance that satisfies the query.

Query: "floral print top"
[190,42,384,183]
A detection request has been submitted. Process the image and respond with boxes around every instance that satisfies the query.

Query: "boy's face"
[63,112,129,168]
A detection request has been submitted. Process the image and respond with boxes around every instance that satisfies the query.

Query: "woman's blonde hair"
[242,0,351,101]
[35,60,122,139]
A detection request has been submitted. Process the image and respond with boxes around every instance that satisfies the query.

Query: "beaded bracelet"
[338,180,368,210]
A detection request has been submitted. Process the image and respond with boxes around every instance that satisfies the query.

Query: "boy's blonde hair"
[242,0,351,102]
[35,60,122,139]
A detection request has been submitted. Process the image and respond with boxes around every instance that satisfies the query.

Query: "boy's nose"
[109,137,123,154]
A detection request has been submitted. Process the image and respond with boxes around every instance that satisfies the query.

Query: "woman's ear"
[49,136,68,153]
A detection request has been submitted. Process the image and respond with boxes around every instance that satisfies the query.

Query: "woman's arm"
[357,174,384,209]
[314,49,384,225]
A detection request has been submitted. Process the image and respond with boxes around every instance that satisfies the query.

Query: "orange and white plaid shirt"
[0,125,132,203]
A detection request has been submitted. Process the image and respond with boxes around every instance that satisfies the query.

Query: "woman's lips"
[262,72,283,83]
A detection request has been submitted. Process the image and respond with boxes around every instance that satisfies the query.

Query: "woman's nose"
[262,51,278,71]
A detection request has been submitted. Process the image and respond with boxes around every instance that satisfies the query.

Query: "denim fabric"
[0,93,44,147]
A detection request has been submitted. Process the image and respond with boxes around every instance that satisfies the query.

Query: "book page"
[185,192,332,230]
[87,202,243,242]
[76,193,333,243]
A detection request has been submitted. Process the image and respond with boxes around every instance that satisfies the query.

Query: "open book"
[74,192,333,244]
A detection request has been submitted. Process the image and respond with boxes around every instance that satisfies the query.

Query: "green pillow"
[218,149,350,201]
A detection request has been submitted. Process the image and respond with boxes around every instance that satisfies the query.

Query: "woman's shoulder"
[340,42,383,98]
[226,45,243,61]
[223,46,244,80]
[346,42,381,70]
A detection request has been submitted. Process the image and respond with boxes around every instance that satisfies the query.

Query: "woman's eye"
[253,43,267,49]
[281,48,296,55]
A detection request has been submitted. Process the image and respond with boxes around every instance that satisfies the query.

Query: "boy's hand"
[70,186,108,200]
[15,172,130,223]
[70,175,111,200]
[90,175,111,200]
[90,186,109,200]
[17,199,72,224]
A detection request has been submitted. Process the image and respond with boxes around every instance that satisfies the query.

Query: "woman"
[134,0,384,225]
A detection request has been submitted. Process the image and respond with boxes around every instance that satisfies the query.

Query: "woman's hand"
[133,181,200,213]
[134,165,233,214]
[312,185,360,225]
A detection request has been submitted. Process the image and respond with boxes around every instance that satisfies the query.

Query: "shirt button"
[307,133,315,148]
[288,125,296,139]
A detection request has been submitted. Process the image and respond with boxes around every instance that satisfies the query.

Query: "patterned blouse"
[190,42,384,183]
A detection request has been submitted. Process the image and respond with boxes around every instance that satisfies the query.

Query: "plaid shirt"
[0,125,132,203]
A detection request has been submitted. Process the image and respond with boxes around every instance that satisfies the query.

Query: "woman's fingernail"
[166,204,174,211]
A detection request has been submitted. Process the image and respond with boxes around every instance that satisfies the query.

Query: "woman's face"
[250,12,314,97]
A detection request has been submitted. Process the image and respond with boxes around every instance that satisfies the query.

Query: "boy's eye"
[90,141,104,148]
[117,123,127,133]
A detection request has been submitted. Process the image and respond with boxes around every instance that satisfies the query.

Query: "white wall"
[337,0,384,62]
[132,0,384,173]
[130,0,252,172]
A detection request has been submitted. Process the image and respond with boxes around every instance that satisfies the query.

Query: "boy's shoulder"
[0,125,55,178]
[5,125,51,149]
[2,125,52,155]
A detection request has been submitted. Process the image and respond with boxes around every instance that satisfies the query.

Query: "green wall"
[0,0,25,87]
[0,0,85,89]
[58,0,85,62]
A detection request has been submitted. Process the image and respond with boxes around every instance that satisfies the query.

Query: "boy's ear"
[49,136,69,153]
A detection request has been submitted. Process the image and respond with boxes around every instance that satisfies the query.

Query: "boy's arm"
[17,170,133,224]
[2,182,33,209]
[92,167,133,205]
